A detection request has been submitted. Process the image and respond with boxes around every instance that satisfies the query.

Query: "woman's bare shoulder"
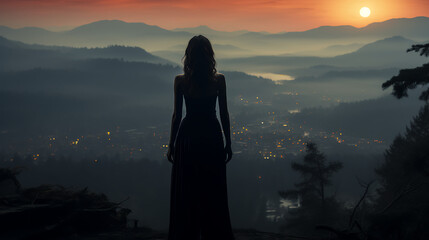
[173,75,186,93]
[174,74,185,85]
[215,72,225,79]
[175,74,185,81]
[215,73,226,84]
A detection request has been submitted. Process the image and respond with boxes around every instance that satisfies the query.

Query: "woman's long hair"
[182,35,217,91]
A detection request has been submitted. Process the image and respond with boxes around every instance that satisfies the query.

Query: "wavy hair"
[182,35,217,88]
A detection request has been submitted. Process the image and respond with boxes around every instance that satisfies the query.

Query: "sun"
[360,7,371,18]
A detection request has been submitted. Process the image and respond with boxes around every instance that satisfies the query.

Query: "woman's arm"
[218,74,233,163]
[167,75,183,163]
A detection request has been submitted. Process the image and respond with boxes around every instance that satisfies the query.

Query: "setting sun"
[360,7,371,18]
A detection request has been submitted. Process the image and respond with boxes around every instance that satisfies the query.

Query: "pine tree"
[370,104,429,239]
[370,43,429,239]
[278,142,343,235]
[376,104,429,190]
[377,42,429,210]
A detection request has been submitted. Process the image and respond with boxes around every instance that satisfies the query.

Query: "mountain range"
[0,36,174,71]
[219,36,427,76]
[1,17,428,57]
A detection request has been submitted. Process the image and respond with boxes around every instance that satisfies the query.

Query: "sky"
[0,0,428,32]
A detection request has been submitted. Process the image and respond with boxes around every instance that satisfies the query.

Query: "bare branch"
[349,180,374,228]
[378,180,421,215]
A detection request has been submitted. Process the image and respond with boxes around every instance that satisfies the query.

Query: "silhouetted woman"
[167,35,235,240]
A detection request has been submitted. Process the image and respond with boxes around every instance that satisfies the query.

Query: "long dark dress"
[168,93,235,240]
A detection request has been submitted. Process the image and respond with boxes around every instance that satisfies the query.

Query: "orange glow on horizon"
[0,0,427,32]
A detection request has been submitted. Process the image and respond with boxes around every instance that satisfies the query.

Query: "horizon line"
[1,16,428,35]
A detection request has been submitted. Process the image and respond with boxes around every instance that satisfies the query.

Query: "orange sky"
[0,0,428,32]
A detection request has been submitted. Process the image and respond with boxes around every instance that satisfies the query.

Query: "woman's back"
[178,74,223,119]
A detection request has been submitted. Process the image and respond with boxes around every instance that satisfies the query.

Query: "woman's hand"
[225,145,233,164]
[167,145,174,164]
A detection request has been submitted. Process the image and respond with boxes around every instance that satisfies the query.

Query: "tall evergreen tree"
[371,43,429,239]
[278,142,343,235]
[376,104,429,195]
[378,42,429,200]
[371,104,429,239]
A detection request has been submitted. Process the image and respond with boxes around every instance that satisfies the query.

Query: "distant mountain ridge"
[0,20,193,51]
[67,20,187,38]
[0,36,174,71]
[172,25,249,37]
[219,36,427,73]
[267,17,429,39]
[0,17,428,54]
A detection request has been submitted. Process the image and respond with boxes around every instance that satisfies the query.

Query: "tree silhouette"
[370,43,429,239]
[377,43,429,209]
[278,142,343,235]
[376,104,429,197]
[280,142,343,207]
[370,104,429,239]
[382,43,429,101]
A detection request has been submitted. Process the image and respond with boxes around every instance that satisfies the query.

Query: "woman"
[167,35,235,240]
